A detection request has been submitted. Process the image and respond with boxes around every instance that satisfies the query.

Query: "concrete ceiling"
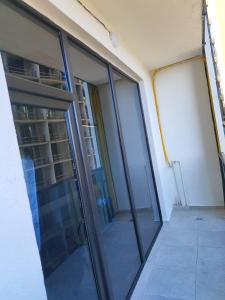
[81,0,203,69]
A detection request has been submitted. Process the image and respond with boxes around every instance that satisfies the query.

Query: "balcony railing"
[47,111,65,120]
[55,172,73,181]
[8,65,65,82]
[14,111,45,121]
[50,133,67,141]
[33,156,50,167]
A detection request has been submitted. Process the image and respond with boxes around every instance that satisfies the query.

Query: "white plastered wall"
[0,56,47,300]
[155,58,224,206]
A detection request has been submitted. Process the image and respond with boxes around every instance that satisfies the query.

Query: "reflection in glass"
[12,104,98,300]
[0,1,67,90]
[112,72,161,254]
[69,42,141,300]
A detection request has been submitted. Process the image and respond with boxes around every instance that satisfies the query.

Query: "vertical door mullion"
[108,65,145,261]
[59,30,113,300]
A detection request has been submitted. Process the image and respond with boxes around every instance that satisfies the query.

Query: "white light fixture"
[109,32,119,49]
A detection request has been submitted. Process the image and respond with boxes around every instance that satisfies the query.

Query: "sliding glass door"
[68,42,142,300]
[0,2,99,299]
[1,1,162,299]
[111,70,161,254]
[11,103,98,300]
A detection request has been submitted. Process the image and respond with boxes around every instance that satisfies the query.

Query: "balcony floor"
[131,207,225,300]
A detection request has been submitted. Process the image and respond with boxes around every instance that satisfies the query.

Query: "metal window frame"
[2,1,163,299]
[59,31,113,300]
[202,5,225,204]
[109,67,163,298]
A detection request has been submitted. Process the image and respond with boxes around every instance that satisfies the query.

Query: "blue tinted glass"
[0,1,67,90]
[12,103,98,300]
[112,71,161,254]
[69,42,141,300]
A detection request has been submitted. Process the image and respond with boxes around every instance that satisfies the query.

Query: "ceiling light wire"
[76,0,110,35]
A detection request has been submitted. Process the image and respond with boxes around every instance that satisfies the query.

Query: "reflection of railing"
[21,136,46,144]
[33,156,50,167]
[40,70,64,81]
[53,152,70,162]
[8,65,25,75]
[50,134,67,141]
[55,172,73,181]
[47,111,65,120]
[36,178,52,188]
[14,111,44,120]
[8,65,65,81]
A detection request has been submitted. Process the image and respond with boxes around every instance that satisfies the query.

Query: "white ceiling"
[81,0,203,69]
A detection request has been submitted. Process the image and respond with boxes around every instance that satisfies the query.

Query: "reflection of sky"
[22,157,41,249]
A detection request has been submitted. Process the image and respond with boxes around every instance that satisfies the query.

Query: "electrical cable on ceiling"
[76,0,110,34]
[75,0,119,48]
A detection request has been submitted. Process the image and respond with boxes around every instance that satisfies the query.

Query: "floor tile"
[198,246,225,266]
[196,261,225,300]
[132,208,225,300]
[164,217,198,231]
[158,228,198,247]
[198,231,225,247]
[144,266,195,300]
[197,218,225,232]
[142,295,188,300]
[151,245,197,269]
[193,207,225,220]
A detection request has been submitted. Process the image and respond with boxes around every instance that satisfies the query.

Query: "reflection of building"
[12,104,73,190]
[2,52,66,90]
[12,102,84,276]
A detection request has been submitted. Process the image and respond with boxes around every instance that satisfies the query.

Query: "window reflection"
[12,104,98,300]
[112,72,161,254]
[69,42,141,300]
[3,53,67,90]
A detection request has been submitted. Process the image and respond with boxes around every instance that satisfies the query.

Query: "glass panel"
[112,71,161,254]
[11,103,98,300]
[69,42,141,300]
[0,1,67,90]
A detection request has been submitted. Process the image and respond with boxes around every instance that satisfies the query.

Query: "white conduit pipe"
[171,161,188,207]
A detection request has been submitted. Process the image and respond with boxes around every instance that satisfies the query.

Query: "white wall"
[155,59,224,206]
[0,56,47,300]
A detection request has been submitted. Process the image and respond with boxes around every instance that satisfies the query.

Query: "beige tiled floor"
[131,207,225,300]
